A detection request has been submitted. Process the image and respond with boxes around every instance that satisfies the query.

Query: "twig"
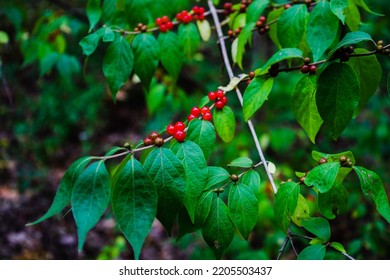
[207,0,278,194]
[277,236,289,260]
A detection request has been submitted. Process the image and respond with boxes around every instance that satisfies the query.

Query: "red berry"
[309,65,317,75]
[166,21,173,30]
[166,124,176,135]
[201,106,210,114]
[300,64,310,74]
[224,3,232,9]
[208,91,216,101]
[188,114,197,121]
[162,16,169,24]
[191,106,201,116]
[193,6,200,14]
[203,111,212,121]
[174,121,185,131]
[221,95,228,105]
[199,7,205,14]
[174,130,186,142]
[259,16,266,22]
[215,89,224,99]
[149,131,160,140]
[143,137,154,146]
[155,17,162,26]
[159,24,168,32]
[215,100,225,109]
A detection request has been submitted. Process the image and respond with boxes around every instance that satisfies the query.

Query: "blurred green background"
[0,0,389,259]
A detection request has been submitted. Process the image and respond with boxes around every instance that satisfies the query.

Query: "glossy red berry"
[149,131,160,140]
[155,17,162,25]
[300,64,310,74]
[201,106,210,115]
[162,16,169,24]
[309,65,317,75]
[203,111,212,121]
[215,100,225,109]
[166,124,176,135]
[174,130,186,142]
[143,137,154,146]
[208,91,216,101]
[166,21,173,30]
[220,95,228,105]
[174,121,185,131]
[215,90,224,99]
[191,106,201,116]
[188,114,197,121]
[159,24,168,32]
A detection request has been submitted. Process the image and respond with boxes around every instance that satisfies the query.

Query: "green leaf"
[158,32,183,81]
[353,166,390,223]
[228,183,258,239]
[26,157,93,226]
[177,207,198,240]
[213,106,236,143]
[267,8,283,49]
[187,119,216,158]
[316,63,360,139]
[242,170,261,194]
[345,2,361,31]
[274,182,300,233]
[302,217,331,242]
[103,36,134,101]
[178,23,200,59]
[257,48,303,75]
[143,148,186,234]
[307,1,339,61]
[298,245,326,260]
[171,141,208,223]
[354,0,384,16]
[246,0,269,23]
[102,26,115,42]
[133,33,160,90]
[330,0,349,23]
[202,197,235,259]
[347,48,382,114]
[197,19,211,42]
[195,190,215,225]
[292,75,323,143]
[291,194,310,227]
[277,4,308,48]
[231,38,238,65]
[111,156,157,259]
[330,242,346,253]
[318,182,349,219]
[304,162,340,193]
[146,82,165,114]
[79,27,105,56]
[205,167,230,189]
[243,77,274,121]
[71,161,111,251]
[228,157,253,168]
[236,22,256,69]
[328,31,374,60]
[86,0,101,31]
[0,31,9,44]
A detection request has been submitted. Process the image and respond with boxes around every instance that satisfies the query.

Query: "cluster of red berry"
[223,2,234,15]
[166,121,187,142]
[300,58,317,75]
[208,89,228,110]
[256,16,270,35]
[155,16,174,32]
[176,10,193,24]
[192,6,206,21]
[188,106,212,122]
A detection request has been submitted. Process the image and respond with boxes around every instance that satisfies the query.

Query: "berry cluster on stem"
[188,106,212,121]
[208,89,228,110]
[155,16,174,32]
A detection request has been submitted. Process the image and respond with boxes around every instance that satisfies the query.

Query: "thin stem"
[341,252,356,260]
[277,236,289,260]
[208,0,278,194]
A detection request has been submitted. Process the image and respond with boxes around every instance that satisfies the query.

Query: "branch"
[207,0,278,194]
